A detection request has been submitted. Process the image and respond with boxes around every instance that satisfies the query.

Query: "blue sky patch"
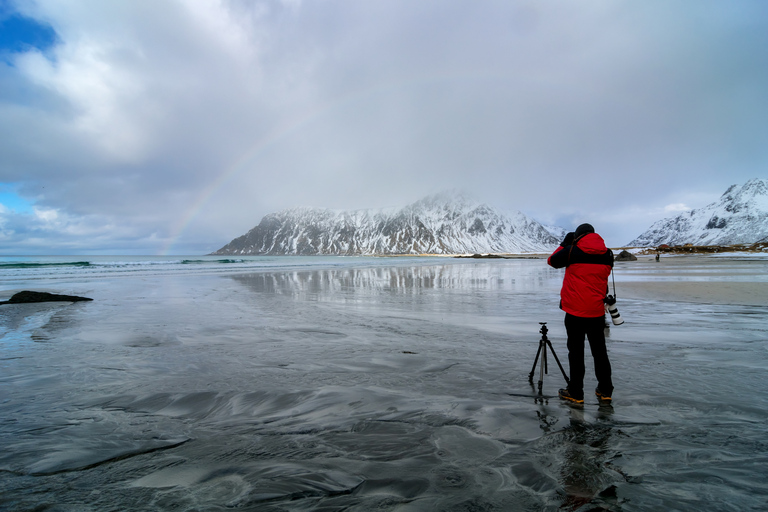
[0,7,57,54]
[0,184,34,214]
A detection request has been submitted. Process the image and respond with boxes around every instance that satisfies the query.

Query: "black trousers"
[564,313,613,398]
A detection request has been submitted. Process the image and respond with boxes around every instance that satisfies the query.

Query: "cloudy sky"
[1,0,766,254]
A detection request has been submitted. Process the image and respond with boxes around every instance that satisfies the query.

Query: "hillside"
[628,178,768,246]
[212,193,561,255]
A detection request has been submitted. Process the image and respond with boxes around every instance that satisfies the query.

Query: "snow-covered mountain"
[212,193,561,255]
[628,178,768,246]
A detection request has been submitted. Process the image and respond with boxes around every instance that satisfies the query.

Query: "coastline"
[382,242,768,260]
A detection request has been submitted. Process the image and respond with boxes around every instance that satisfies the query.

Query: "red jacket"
[547,233,613,318]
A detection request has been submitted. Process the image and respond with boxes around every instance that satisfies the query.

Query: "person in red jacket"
[547,223,614,404]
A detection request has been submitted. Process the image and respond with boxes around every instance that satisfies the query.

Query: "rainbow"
[160,93,348,255]
[160,70,515,255]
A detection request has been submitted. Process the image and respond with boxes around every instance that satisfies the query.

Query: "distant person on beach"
[547,223,614,404]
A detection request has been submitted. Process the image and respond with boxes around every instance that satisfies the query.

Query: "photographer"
[547,223,614,404]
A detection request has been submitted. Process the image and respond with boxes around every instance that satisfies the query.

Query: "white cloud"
[1,1,767,254]
[0,204,169,254]
[18,46,150,160]
[663,203,691,213]
[33,206,59,224]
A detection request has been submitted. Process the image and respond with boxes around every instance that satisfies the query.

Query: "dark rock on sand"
[615,250,638,261]
[0,291,93,305]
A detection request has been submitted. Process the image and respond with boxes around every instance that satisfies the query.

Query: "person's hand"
[560,232,574,247]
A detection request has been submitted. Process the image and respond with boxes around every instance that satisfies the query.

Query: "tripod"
[528,322,570,393]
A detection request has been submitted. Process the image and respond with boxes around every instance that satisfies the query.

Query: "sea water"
[0,255,766,511]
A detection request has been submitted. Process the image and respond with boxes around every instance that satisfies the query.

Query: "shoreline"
[332,242,768,259]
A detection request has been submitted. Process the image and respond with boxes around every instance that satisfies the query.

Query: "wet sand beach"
[0,255,766,510]
[616,254,768,306]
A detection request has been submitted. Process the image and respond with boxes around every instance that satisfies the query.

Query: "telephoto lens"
[604,295,624,325]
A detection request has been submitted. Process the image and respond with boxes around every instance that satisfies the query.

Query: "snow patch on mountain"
[542,224,568,242]
[628,178,768,246]
[213,192,562,255]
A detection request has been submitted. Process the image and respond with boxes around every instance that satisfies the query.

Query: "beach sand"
[614,254,768,306]
[1,255,766,510]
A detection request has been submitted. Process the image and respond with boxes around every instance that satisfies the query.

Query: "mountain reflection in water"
[1,256,766,510]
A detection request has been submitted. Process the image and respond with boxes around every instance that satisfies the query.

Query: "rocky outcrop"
[0,291,93,304]
[614,250,637,261]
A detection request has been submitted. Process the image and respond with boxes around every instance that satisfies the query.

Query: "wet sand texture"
[0,256,766,510]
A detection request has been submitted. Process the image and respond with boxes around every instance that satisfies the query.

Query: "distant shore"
[453,253,548,259]
[380,242,768,260]
[446,248,768,307]
[627,241,768,255]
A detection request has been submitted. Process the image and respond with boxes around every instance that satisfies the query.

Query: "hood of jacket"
[576,232,608,254]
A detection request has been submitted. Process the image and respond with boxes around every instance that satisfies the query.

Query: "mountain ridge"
[628,178,768,246]
[212,193,561,255]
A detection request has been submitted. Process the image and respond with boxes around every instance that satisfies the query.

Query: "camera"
[604,295,624,325]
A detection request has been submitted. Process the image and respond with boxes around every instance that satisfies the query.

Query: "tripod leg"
[546,339,570,385]
[538,341,546,392]
[528,342,543,383]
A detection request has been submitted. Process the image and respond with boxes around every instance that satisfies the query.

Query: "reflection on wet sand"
[231,260,562,296]
[557,406,619,511]
[1,257,767,510]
